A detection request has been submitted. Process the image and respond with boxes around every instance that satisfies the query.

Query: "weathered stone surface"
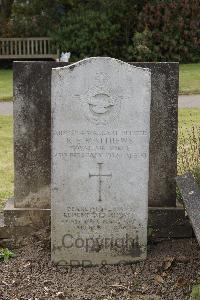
[148,207,193,240]
[0,212,3,227]
[13,61,68,208]
[0,198,50,241]
[131,63,178,207]
[1,207,192,241]
[11,60,179,245]
[176,172,200,245]
[13,61,178,209]
[4,198,50,228]
[51,57,151,265]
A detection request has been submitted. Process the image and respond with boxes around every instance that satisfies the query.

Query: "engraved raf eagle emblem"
[88,93,115,115]
[81,72,121,125]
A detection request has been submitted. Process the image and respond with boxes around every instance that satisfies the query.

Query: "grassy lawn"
[0,63,200,101]
[178,108,200,130]
[178,108,200,183]
[0,116,13,209]
[0,69,13,102]
[0,109,199,209]
[179,64,200,95]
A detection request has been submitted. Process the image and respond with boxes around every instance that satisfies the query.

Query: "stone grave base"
[0,198,50,244]
[0,199,193,245]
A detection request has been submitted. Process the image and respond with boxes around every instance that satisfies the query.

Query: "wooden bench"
[0,37,59,60]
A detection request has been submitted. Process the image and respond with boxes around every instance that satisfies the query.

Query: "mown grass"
[0,69,13,102]
[179,64,200,95]
[0,64,199,102]
[178,108,200,183]
[0,109,199,209]
[0,116,13,209]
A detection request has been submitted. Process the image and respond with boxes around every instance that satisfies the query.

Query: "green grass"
[0,69,13,102]
[0,64,199,102]
[179,64,200,95]
[178,108,200,183]
[0,116,13,209]
[179,108,200,131]
[189,285,200,300]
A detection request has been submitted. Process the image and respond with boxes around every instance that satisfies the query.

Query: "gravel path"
[178,94,200,108]
[0,101,13,115]
[0,95,200,116]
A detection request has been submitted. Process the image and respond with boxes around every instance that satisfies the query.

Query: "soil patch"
[0,229,199,300]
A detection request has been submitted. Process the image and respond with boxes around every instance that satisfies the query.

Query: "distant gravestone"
[51,57,151,265]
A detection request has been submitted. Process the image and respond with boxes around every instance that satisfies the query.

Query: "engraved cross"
[89,163,112,202]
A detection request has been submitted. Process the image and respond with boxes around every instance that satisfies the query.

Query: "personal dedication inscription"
[51,57,151,266]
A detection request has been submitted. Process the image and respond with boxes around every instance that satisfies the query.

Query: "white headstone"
[51,57,151,266]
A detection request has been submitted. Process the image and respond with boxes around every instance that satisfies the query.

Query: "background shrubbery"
[137,0,200,63]
[0,0,199,62]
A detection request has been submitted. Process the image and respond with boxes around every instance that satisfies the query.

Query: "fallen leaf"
[176,256,190,263]
[175,277,187,288]
[23,262,31,268]
[163,256,174,270]
[155,275,164,284]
